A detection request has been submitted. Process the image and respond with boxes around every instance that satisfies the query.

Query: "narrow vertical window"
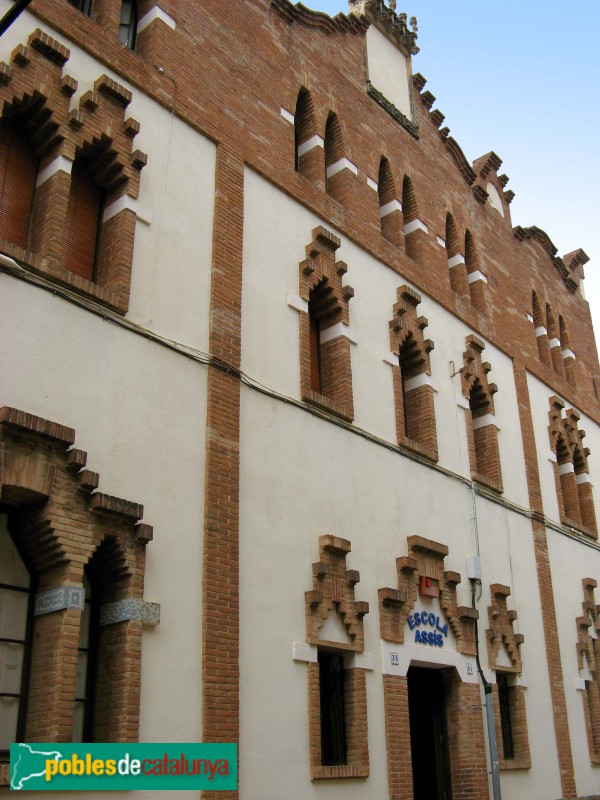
[63,159,105,282]
[309,303,321,393]
[378,157,401,245]
[465,229,486,312]
[0,118,38,250]
[402,175,417,226]
[532,290,550,364]
[497,673,515,761]
[319,651,347,766]
[73,572,99,743]
[324,112,344,199]
[0,515,33,755]
[445,212,466,294]
[119,0,138,49]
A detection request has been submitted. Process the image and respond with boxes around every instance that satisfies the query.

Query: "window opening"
[318,651,347,766]
[68,0,92,15]
[408,667,452,800]
[73,572,100,743]
[497,673,515,760]
[0,117,39,250]
[119,0,138,49]
[0,514,34,755]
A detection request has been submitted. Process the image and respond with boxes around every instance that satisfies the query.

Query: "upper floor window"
[69,0,92,15]
[549,397,597,537]
[298,227,355,422]
[461,335,503,492]
[119,0,138,49]
[389,285,438,461]
[0,118,38,251]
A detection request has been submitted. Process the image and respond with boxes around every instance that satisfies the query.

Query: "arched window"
[461,336,503,492]
[294,88,319,180]
[0,118,38,250]
[0,515,34,755]
[446,212,467,294]
[532,290,550,364]
[401,175,417,226]
[560,315,576,387]
[119,0,138,50]
[546,304,565,377]
[63,159,105,282]
[324,112,344,199]
[465,230,487,312]
[377,157,402,246]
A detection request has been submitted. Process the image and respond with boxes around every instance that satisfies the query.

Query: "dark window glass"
[319,651,347,765]
[0,515,34,755]
[69,0,92,16]
[119,0,138,50]
[73,572,100,742]
[498,673,514,760]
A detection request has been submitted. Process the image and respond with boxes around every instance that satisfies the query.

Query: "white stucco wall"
[238,169,564,800]
[0,9,216,784]
[365,26,413,120]
[241,169,529,508]
[0,8,215,352]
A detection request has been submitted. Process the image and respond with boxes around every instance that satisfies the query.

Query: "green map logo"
[10,743,237,791]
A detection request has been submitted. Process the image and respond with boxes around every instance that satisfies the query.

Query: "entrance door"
[407,666,453,800]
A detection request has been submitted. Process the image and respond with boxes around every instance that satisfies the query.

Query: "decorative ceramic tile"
[100,598,160,626]
[34,586,85,616]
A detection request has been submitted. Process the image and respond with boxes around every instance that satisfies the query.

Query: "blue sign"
[408,610,448,648]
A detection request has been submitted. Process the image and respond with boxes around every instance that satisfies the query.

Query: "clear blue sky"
[302,1,600,355]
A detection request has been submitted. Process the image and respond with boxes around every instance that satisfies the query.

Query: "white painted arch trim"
[527,312,534,324]
[326,157,358,179]
[404,373,438,393]
[297,135,324,157]
[558,462,575,475]
[436,235,446,248]
[292,641,374,670]
[280,107,295,125]
[36,155,73,188]
[137,5,176,33]
[383,351,400,367]
[379,199,402,218]
[467,270,488,285]
[472,413,498,430]
[367,176,378,192]
[447,254,465,269]
[320,321,358,345]
[286,292,309,314]
[404,218,429,235]
[103,195,152,226]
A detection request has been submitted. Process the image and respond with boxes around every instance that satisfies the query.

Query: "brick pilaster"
[202,144,244,800]
[513,362,577,798]
[382,674,412,800]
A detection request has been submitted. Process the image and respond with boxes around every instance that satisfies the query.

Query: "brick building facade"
[0,0,599,798]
